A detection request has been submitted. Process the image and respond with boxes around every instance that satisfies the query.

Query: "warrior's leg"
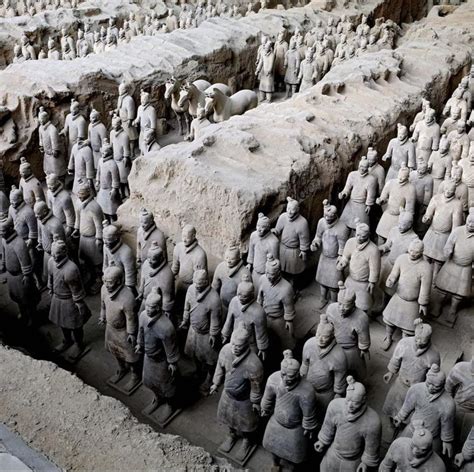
[199,363,216,395]
[284,84,290,99]
[266,92,272,103]
[235,431,255,461]
[54,328,74,352]
[431,286,447,318]
[271,454,281,471]
[382,323,396,351]
[432,260,442,283]
[291,85,297,95]
[259,90,266,102]
[220,428,238,452]
[446,295,462,326]
[328,287,338,302]
[68,327,86,359]
[110,358,128,383]
[317,285,330,309]
[127,361,141,386]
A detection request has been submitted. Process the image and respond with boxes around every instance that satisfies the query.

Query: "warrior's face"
[182,227,196,247]
[415,334,429,350]
[355,227,369,245]
[412,443,431,459]
[426,379,443,395]
[145,299,161,318]
[104,232,120,250]
[317,331,333,348]
[103,273,121,293]
[266,266,280,285]
[11,193,23,209]
[281,368,299,388]
[231,337,248,357]
[194,273,208,293]
[358,160,369,176]
[52,245,67,264]
[225,250,240,269]
[237,285,253,306]
[345,394,365,414]
[139,214,153,231]
[287,202,299,220]
[256,220,270,237]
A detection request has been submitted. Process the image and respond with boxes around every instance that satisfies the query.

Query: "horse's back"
[194,79,211,91]
[231,89,258,115]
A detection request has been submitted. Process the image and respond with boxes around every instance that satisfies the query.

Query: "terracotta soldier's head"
[425,364,445,395]
[137,207,154,232]
[48,37,55,50]
[77,180,92,202]
[411,420,434,459]
[424,108,435,125]
[358,158,369,176]
[231,324,250,357]
[397,123,408,142]
[101,139,113,161]
[38,107,49,126]
[140,90,150,106]
[338,287,356,317]
[366,147,378,167]
[443,180,456,200]
[256,213,270,237]
[286,196,299,220]
[456,120,466,135]
[51,235,68,264]
[451,164,463,184]
[145,287,163,318]
[280,350,300,388]
[467,209,474,233]
[417,159,428,176]
[111,114,122,131]
[355,221,370,245]
[193,269,209,293]
[118,82,129,96]
[103,222,121,250]
[408,238,423,262]
[148,242,165,269]
[323,199,338,224]
[90,108,100,124]
[237,272,255,305]
[103,262,124,293]
[397,211,413,234]
[398,165,410,185]
[316,314,334,348]
[19,157,32,180]
[345,376,367,414]
[413,318,432,350]
[265,254,281,285]
[10,186,24,209]
[439,135,449,154]
[225,244,241,269]
[181,224,196,247]
[34,200,50,222]
[46,173,61,193]
[70,99,80,116]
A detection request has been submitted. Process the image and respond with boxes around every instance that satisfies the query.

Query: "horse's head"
[177,82,192,108]
[204,87,221,115]
[164,77,178,100]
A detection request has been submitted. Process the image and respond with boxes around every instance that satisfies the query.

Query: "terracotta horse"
[178,82,231,118]
[204,87,258,122]
[164,77,211,135]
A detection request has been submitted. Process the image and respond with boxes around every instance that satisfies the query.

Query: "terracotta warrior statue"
[171,224,208,297]
[116,82,138,158]
[180,269,221,393]
[19,157,44,208]
[136,287,180,417]
[61,99,88,159]
[382,123,416,181]
[315,376,381,472]
[367,147,385,197]
[110,114,131,199]
[274,31,288,92]
[212,243,248,311]
[438,163,469,213]
[247,212,279,289]
[455,427,474,471]
[393,364,456,458]
[380,420,446,472]
[137,241,175,318]
[339,158,377,233]
[428,135,452,194]
[88,109,107,168]
[261,350,318,470]
[99,263,140,390]
[310,200,350,308]
[300,314,348,415]
[255,40,275,103]
[326,286,370,381]
[412,108,440,163]
[222,273,269,359]
[382,239,432,350]
[422,179,463,280]
[382,318,440,419]
[284,37,300,99]
[68,136,95,198]
[95,139,121,223]
[38,107,66,180]
[103,222,137,294]
[0,214,38,323]
[337,221,380,315]
[142,127,161,153]
[376,166,416,243]
[446,358,474,445]
[136,208,167,269]
[459,142,474,209]
[298,48,318,92]
[409,160,433,234]
[72,181,104,294]
[48,236,91,360]
[133,90,157,155]
[210,325,264,461]
[447,120,470,163]
[257,255,296,353]
[273,196,310,285]
[46,173,75,236]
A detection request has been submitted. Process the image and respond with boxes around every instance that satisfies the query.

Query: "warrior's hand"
[338,191,346,200]
[382,153,389,162]
[454,453,465,468]
[65,226,74,237]
[246,263,253,272]
[422,214,431,224]
[26,238,34,248]
[386,278,394,289]
[314,441,325,453]
[127,334,136,346]
[209,335,217,348]
[299,251,307,261]
[442,442,453,458]
[209,384,218,396]
[36,243,43,251]
[39,146,44,154]
[304,429,315,440]
[98,317,106,326]
[360,349,370,361]
[221,334,229,345]
[71,229,80,238]
[365,205,371,214]
[310,241,319,252]
[285,321,294,337]
[383,372,394,384]
[22,275,31,286]
[419,305,428,317]
[260,408,270,417]
[168,363,177,376]
[258,349,266,361]
[134,344,142,354]
[392,416,402,428]
[178,320,188,330]
[366,282,374,294]
[356,463,368,472]
[252,403,261,414]
[95,239,103,249]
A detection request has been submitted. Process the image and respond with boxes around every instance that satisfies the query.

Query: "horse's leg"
[175,110,182,135]
[185,112,191,135]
